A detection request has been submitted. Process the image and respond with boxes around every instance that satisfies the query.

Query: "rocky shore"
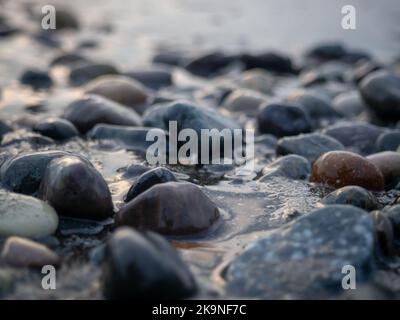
[0,1,400,300]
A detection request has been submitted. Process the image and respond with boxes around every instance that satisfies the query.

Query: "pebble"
[360,70,400,121]
[50,52,88,68]
[0,237,60,268]
[20,69,53,90]
[184,52,236,77]
[33,117,79,141]
[240,52,294,74]
[222,89,267,115]
[88,124,166,153]
[383,205,400,238]
[69,62,119,86]
[366,151,400,189]
[371,211,395,256]
[143,100,241,138]
[306,42,347,61]
[101,227,197,299]
[124,167,177,202]
[40,156,114,220]
[332,91,367,118]
[319,186,377,211]
[0,191,58,238]
[63,95,142,133]
[311,151,385,190]
[1,130,54,147]
[286,90,340,127]
[257,103,312,137]
[116,182,220,235]
[322,122,385,155]
[124,67,173,89]
[259,155,310,181]
[352,60,382,84]
[85,75,149,111]
[226,205,374,299]
[376,131,400,152]
[0,151,73,195]
[238,69,274,94]
[276,132,344,163]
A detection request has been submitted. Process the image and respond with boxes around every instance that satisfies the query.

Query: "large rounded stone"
[276,133,344,163]
[319,186,377,211]
[88,124,166,153]
[360,70,400,120]
[332,91,366,118]
[0,237,60,268]
[102,227,196,299]
[311,151,385,190]
[63,95,142,133]
[116,182,220,235]
[226,205,374,299]
[124,167,177,202]
[376,131,400,152]
[85,75,148,111]
[40,156,114,220]
[222,89,267,115]
[33,117,79,141]
[366,151,400,189]
[257,103,312,137]
[322,122,385,155]
[0,191,58,238]
[0,151,73,195]
[259,155,310,181]
[69,63,118,86]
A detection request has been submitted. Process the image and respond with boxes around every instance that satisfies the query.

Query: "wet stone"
[0,191,58,238]
[319,186,378,211]
[286,90,340,127]
[222,89,267,115]
[88,124,166,153]
[143,100,241,138]
[20,69,53,90]
[276,132,344,163]
[376,131,400,152]
[85,75,149,112]
[0,151,73,195]
[360,70,400,121]
[184,52,236,77]
[101,227,197,299]
[238,69,274,94]
[257,103,312,137]
[226,205,375,299]
[323,122,386,155]
[40,156,114,220]
[352,60,382,84]
[0,237,60,269]
[63,95,142,133]
[116,182,220,235]
[383,205,400,238]
[69,62,119,86]
[371,211,395,257]
[124,167,177,202]
[1,130,54,148]
[33,118,79,141]
[332,91,367,118]
[311,151,385,190]
[259,155,310,182]
[124,67,173,90]
[367,151,400,190]
[50,53,88,68]
[306,42,347,61]
[240,52,295,74]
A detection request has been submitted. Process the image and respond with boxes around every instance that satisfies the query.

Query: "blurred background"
[1,0,400,75]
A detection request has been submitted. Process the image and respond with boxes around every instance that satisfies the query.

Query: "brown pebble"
[311,151,385,190]
[116,182,220,235]
[0,237,60,268]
